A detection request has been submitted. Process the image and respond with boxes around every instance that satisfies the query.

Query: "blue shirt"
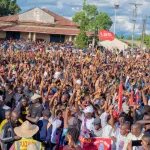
[37,119,52,143]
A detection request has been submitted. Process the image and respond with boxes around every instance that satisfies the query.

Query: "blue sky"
[17,0,150,37]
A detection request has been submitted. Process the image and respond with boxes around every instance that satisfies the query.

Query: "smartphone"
[132,140,142,147]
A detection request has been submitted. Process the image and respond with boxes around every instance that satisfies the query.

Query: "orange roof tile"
[0,25,94,36]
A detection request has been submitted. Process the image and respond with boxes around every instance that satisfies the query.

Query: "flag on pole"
[136,91,139,104]
[118,83,123,112]
[99,30,115,41]
[129,90,134,106]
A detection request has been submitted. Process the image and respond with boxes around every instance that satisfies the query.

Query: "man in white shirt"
[123,123,144,150]
[111,122,130,150]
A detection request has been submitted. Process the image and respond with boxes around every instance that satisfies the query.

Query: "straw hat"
[14,121,39,138]
[31,93,41,101]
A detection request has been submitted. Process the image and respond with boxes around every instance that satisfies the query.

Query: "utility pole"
[129,3,142,51]
[140,19,146,50]
[114,4,119,36]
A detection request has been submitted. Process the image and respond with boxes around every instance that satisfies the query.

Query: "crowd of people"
[0,39,150,150]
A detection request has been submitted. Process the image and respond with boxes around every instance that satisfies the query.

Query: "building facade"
[0,8,94,42]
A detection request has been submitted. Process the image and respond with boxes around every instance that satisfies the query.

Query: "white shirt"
[50,118,62,144]
[123,133,144,150]
[100,112,109,128]
[80,114,94,131]
[101,124,114,138]
[114,128,127,150]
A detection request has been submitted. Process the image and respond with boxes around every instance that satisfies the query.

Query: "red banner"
[79,137,112,150]
[99,30,114,41]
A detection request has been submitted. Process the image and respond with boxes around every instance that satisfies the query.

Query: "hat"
[76,79,81,85]
[14,121,39,138]
[83,106,94,113]
[31,93,41,101]
[93,118,101,125]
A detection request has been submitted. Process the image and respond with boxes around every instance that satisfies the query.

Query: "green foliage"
[75,31,88,49]
[116,34,124,39]
[127,36,132,40]
[72,0,113,32]
[0,0,21,16]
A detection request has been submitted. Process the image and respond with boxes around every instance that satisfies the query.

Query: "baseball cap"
[93,118,101,125]
[83,106,94,113]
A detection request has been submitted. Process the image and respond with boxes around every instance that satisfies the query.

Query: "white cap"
[54,72,61,79]
[83,106,94,113]
[76,79,81,85]
[12,70,17,75]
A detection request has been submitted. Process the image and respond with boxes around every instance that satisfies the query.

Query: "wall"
[20,32,29,40]
[65,35,69,42]
[36,33,50,42]
[65,35,75,42]
[19,8,54,23]
[0,31,6,38]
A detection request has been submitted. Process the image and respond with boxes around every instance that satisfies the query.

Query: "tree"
[73,0,113,48]
[0,0,21,16]
[72,0,113,32]
[75,31,88,49]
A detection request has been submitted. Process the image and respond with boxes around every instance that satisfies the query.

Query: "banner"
[99,30,114,41]
[79,136,112,150]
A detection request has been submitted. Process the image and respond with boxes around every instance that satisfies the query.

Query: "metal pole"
[132,20,136,51]
[114,5,119,36]
[129,3,142,51]
[114,8,117,35]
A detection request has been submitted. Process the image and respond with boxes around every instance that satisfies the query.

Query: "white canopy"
[99,38,128,51]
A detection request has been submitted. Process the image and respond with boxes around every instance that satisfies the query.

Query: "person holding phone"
[123,123,144,150]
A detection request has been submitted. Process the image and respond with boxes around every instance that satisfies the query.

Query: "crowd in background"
[0,39,150,150]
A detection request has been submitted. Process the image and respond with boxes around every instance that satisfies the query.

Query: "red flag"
[118,83,123,112]
[129,91,134,106]
[99,30,115,41]
[136,91,139,104]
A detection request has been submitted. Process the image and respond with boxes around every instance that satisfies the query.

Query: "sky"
[17,0,150,37]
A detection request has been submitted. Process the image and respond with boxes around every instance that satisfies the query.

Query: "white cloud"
[57,1,63,10]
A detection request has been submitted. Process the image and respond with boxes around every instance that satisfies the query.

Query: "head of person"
[141,135,150,150]
[118,113,127,126]
[5,84,13,92]
[144,115,150,120]
[120,122,130,136]
[93,118,101,130]
[21,97,28,107]
[42,109,51,120]
[31,93,41,104]
[66,127,80,145]
[10,111,19,125]
[14,121,39,138]
[56,110,63,120]
[5,109,11,121]
[17,87,23,94]
[83,105,94,119]
[61,93,69,103]
[131,123,142,137]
